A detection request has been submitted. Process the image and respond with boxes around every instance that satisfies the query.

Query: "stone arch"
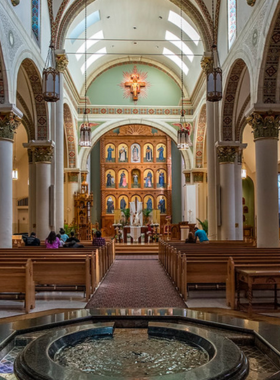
[19,58,48,140]
[64,103,77,168]
[0,44,8,105]
[221,59,247,141]
[195,104,206,168]
[55,0,212,50]
[259,5,280,103]
[235,94,251,142]
[80,119,192,171]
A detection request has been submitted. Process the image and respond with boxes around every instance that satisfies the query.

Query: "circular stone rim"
[14,321,248,380]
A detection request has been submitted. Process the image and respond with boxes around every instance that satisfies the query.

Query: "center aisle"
[86,255,186,308]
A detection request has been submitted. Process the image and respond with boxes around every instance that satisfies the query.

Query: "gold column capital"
[200,56,213,74]
[217,146,237,164]
[56,53,69,73]
[33,146,54,163]
[246,111,280,141]
[247,0,256,6]
[0,111,21,141]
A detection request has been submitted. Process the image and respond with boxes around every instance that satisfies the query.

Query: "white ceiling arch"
[56,0,209,98]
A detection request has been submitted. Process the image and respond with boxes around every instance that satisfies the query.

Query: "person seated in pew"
[194,226,209,244]
[65,231,80,243]
[59,228,69,242]
[45,231,60,249]
[56,233,65,248]
[92,230,106,246]
[23,232,40,246]
[185,232,196,244]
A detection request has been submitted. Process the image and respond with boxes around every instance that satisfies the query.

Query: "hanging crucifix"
[125,74,146,101]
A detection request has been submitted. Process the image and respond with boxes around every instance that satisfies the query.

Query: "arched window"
[32,0,40,43]
[228,0,236,49]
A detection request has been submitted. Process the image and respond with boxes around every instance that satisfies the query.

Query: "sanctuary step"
[115,243,159,255]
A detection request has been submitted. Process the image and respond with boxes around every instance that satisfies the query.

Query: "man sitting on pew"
[65,231,80,244]
[92,230,106,246]
[194,227,209,244]
[23,232,40,246]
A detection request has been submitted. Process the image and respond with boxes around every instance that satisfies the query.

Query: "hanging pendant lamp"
[42,44,60,102]
[206,0,222,102]
[177,0,192,150]
[79,0,91,148]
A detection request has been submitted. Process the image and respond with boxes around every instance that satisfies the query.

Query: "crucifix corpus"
[125,74,146,101]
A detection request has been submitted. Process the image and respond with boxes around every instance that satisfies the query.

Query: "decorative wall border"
[77,107,194,116]
[263,8,280,103]
[222,59,246,141]
[64,103,76,168]
[22,59,48,140]
[195,104,206,168]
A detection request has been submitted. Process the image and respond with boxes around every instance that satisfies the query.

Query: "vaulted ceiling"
[48,0,221,98]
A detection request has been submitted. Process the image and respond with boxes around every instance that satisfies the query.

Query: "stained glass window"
[228,0,236,49]
[32,0,40,42]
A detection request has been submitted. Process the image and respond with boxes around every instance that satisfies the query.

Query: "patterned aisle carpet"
[86,256,186,308]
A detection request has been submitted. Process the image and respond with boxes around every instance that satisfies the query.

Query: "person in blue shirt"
[194,227,209,243]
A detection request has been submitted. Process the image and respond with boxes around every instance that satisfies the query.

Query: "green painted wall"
[242,176,254,229]
[87,63,181,106]
[90,141,101,226]
[171,141,182,223]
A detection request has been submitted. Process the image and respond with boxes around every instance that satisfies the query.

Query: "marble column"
[234,152,244,240]
[217,146,237,240]
[65,170,80,224]
[193,172,206,223]
[0,111,21,247]
[201,56,217,239]
[55,52,69,231]
[27,149,36,233]
[32,143,54,240]
[247,112,279,247]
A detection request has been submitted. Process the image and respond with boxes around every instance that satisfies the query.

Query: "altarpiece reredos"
[101,125,172,236]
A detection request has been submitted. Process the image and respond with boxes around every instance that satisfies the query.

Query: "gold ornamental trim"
[56,54,69,73]
[33,146,54,163]
[0,111,21,141]
[200,56,213,74]
[217,146,237,164]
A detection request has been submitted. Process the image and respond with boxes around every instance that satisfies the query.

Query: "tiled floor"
[0,291,87,319]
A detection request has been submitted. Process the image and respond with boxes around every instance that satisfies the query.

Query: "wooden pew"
[0,259,35,312]
[226,257,280,310]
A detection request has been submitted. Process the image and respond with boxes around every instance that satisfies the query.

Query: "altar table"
[123,226,148,243]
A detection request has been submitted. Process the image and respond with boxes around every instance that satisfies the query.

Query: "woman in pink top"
[45,231,60,249]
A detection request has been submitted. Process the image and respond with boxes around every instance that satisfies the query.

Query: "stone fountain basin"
[14,322,248,380]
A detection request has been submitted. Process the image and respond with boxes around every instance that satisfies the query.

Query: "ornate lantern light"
[206,0,222,102]
[42,44,60,102]
[176,0,192,151]
[79,0,91,148]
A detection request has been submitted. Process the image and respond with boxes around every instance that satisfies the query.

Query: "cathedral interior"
[1,0,280,378]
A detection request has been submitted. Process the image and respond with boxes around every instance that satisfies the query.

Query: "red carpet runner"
[86,256,186,308]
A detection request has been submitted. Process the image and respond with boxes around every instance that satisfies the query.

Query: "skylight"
[168,11,200,46]
[81,47,107,74]
[163,47,189,75]
[76,30,104,61]
[69,10,100,43]
[165,31,194,62]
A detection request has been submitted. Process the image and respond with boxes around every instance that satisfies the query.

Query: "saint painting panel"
[118,169,128,188]
[156,143,166,162]
[156,169,166,188]
[118,143,128,163]
[157,195,167,214]
[131,195,142,205]
[143,143,153,162]
[118,195,129,211]
[131,169,141,188]
[130,143,141,163]
[105,143,116,162]
[105,169,115,188]
[144,195,154,211]
[106,195,115,214]
[143,169,153,188]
